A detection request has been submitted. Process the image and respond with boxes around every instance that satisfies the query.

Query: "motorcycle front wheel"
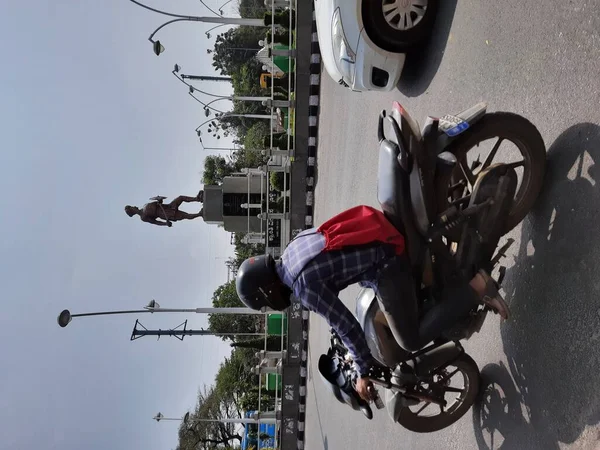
[436,112,547,236]
[397,353,480,433]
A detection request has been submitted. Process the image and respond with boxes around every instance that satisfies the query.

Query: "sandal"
[478,270,510,320]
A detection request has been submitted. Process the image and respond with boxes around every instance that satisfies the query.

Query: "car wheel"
[362,0,438,53]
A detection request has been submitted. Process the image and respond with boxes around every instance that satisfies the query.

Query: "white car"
[314,0,437,92]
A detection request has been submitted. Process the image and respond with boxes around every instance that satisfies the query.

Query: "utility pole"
[181,75,232,83]
[130,320,264,341]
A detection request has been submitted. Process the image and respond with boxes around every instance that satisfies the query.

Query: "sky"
[0,1,243,449]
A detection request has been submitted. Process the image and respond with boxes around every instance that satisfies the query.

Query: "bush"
[266,29,291,45]
[264,10,296,29]
[263,133,290,150]
[276,195,290,213]
[270,171,290,192]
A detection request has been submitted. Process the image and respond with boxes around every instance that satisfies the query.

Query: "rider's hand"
[356,377,375,402]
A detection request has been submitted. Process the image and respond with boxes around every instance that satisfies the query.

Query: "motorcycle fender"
[413,342,462,376]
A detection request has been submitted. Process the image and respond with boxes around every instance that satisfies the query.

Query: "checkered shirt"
[276,229,394,374]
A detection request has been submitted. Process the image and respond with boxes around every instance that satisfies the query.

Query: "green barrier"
[266,313,288,336]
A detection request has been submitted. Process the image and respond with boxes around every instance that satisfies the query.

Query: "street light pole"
[130,320,264,341]
[201,146,267,153]
[57,300,267,328]
[154,412,190,423]
[128,0,265,26]
[181,74,232,83]
[172,67,226,115]
[187,84,268,102]
[153,411,277,425]
[126,0,266,55]
[195,113,274,133]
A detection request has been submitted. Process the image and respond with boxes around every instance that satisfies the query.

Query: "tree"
[270,171,289,192]
[177,386,243,450]
[230,336,285,351]
[237,0,266,19]
[215,349,255,396]
[274,194,290,213]
[231,64,265,98]
[201,141,269,187]
[238,386,276,412]
[234,147,268,172]
[264,10,296,29]
[202,155,235,185]
[208,280,260,340]
[243,122,270,151]
[212,27,264,76]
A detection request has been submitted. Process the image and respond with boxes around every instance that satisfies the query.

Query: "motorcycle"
[317,102,546,432]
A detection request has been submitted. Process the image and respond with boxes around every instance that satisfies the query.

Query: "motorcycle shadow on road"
[472,123,600,449]
[472,362,560,450]
[396,0,458,97]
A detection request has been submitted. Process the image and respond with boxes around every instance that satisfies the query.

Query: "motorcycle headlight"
[331,8,356,85]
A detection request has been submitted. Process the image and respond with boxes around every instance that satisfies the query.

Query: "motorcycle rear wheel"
[436,112,547,236]
[397,353,480,433]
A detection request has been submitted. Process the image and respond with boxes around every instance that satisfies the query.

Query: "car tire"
[362,0,438,53]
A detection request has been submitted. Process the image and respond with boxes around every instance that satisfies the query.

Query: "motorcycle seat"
[377,138,424,272]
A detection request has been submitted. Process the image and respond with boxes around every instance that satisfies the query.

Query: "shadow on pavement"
[472,123,600,449]
[472,362,560,450]
[396,0,458,97]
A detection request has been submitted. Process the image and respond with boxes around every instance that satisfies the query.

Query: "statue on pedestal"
[125,190,204,227]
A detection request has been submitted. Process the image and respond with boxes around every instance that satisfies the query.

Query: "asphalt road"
[305,1,600,449]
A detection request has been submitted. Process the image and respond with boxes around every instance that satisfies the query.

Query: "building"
[203,174,268,233]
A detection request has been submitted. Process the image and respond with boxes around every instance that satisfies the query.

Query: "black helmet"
[235,254,291,311]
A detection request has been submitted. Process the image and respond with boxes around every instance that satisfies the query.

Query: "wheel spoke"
[482,138,504,171]
[410,5,426,16]
[412,0,428,6]
[448,178,467,192]
[415,401,432,416]
[507,160,526,169]
[382,3,397,13]
[385,9,400,23]
[459,161,476,188]
[405,12,414,29]
[439,367,460,383]
[393,12,405,29]
[442,386,465,393]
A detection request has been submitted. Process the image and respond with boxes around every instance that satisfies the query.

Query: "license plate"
[439,114,470,137]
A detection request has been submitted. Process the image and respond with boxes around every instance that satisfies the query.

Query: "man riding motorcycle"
[235,205,509,402]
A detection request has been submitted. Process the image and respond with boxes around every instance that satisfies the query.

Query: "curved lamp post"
[171,65,270,119]
[189,91,272,122]
[187,84,267,102]
[218,0,237,15]
[195,112,274,141]
[57,300,266,328]
[153,412,190,423]
[126,0,265,56]
[153,411,276,425]
[195,112,274,134]
[205,23,228,38]
[171,66,226,115]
